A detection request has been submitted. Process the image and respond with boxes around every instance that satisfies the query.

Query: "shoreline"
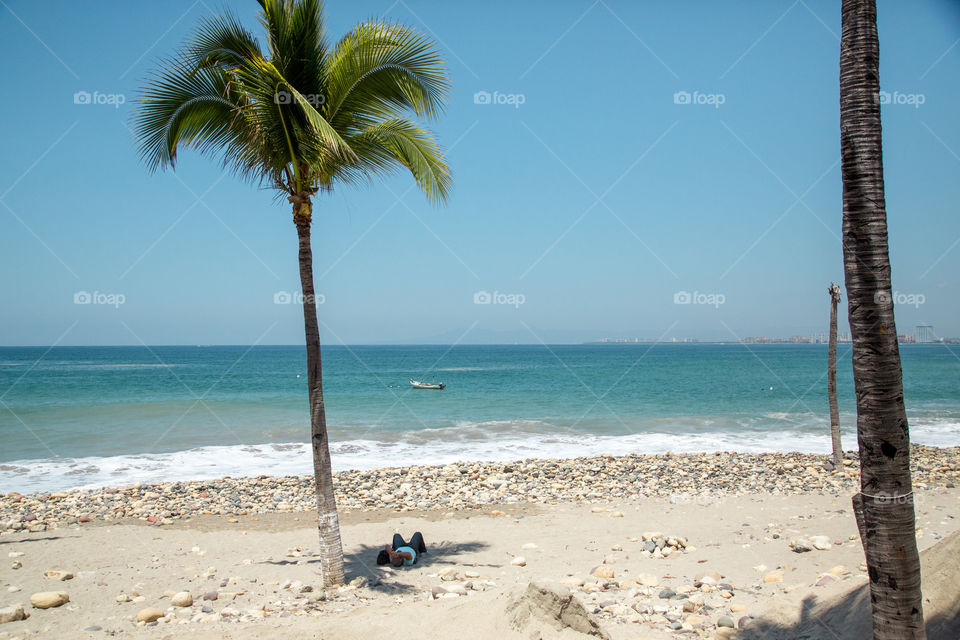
[3,444,958,535]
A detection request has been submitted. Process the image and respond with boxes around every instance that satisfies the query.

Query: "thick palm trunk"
[828,284,843,466]
[295,216,345,587]
[840,1,925,638]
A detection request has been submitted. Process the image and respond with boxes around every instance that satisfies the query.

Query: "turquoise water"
[0,344,957,492]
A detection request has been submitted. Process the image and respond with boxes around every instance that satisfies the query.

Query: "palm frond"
[325,21,449,129]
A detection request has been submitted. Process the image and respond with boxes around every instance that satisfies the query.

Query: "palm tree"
[827,282,843,466]
[133,0,450,586]
[839,0,925,637]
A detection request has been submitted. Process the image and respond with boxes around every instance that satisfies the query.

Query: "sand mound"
[745,529,960,639]
[506,580,610,639]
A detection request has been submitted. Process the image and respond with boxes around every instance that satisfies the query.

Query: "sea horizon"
[2,343,957,494]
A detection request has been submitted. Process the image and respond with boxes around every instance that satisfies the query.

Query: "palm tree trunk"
[295,215,345,587]
[840,1,925,638]
[828,284,843,466]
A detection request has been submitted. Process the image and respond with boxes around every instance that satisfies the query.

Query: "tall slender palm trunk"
[295,210,345,587]
[840,0,925,637]
[828,283,843,466]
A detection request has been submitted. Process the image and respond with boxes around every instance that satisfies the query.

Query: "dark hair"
[376,549,390,565]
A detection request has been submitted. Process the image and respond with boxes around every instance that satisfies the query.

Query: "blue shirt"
[395,546,416,566]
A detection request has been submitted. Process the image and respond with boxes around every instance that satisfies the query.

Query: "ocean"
[0,344,957,493]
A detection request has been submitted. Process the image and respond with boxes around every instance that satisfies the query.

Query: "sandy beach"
[1,447,959,639]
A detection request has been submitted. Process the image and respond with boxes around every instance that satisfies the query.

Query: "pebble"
[510,556,526,567]
[43,570,73,581]
[763,571,783,583]
[0,604,26,624]
[171,592,193,607]
[0,446,955,529]
[718,615,735,628]
[592,566,615,579]
[30,592,69,609]
[137,607,164,622]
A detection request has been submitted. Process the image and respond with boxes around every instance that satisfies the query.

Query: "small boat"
[410,378,445,390]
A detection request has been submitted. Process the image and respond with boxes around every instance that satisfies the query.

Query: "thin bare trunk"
[840,1,925,638]
[828,283,843,466]
[295,211,345,587]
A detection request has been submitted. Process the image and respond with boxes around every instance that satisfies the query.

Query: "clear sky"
[1,0,958,346]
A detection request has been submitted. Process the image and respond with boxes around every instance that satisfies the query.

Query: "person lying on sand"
[378,531,427,567]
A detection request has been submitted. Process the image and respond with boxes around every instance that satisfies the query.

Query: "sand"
[2,487,958,640]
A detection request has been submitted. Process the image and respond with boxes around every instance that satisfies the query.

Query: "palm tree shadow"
[741,589,960,640]
[741,530,960,640]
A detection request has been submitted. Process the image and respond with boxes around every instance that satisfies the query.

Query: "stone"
[220,607,240,617]
[790,538,814,553]
[521,543,538,550]
[511,556,527,567]
[84,626,102,631]
[30,592,69,609]
[592,566,614,579]
[815,574,836,587]
[636,573,659,587]
[43,570,74,581]
[171,591,193,607]
[730,604,747,613]
[202,591,218,601]
[809,535,832,550]
[659,589,676,599]
[445,583,468,595]
[438,567,458,581]
[718,615,735,628]
[611,511,624,518]
[464,571,480,579]
[559,577,584,587]
[763,571,783,583]
[137,607,164,622]
[602,554,617,565]
[0,604,26,624]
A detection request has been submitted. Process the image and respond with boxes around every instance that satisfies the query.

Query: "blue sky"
[1,0,958,345]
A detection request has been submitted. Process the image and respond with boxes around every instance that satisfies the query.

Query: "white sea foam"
[1,419,956,494]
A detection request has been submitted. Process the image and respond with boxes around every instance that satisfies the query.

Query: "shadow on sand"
[743,531,960,640]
